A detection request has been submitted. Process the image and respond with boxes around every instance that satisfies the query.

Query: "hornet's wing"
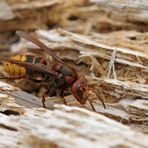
[16,31,64,64]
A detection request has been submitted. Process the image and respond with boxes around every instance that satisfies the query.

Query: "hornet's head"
[71,77,106,111]
[71,77,88,105]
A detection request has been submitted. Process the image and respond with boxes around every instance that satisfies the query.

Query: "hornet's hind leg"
[41,85,56,108]
[42,89,50,108]
[42,85,67,108]
[57,89,67,105]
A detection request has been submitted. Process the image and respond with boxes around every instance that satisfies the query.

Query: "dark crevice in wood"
[0,110,20,116]
[0,123,18,131]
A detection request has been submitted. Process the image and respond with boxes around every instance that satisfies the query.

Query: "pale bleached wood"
[0,0,14,21]
[11,0,60,10]
[91,0,148,22]
[1,0,148,32]
[0,81,54,109]
[0,102,148,148]
[0,81,147,133]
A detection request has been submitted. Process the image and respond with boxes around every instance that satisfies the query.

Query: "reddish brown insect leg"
[88,100,96,112]
[57,89,67,105]
[89,88,106,109]
[42,88,51,108]
[95,93,106,109]
[42,94,46,108]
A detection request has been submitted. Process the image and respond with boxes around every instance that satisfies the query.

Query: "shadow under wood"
[0,110,20,116]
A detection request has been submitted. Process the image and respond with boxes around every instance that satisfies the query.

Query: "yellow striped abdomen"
[4,55,27,76]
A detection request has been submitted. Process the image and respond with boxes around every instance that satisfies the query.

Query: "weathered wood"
[11,29,148,98]
[0,0,148,146]
[0,0,148,32]
[0,0,14,21]
[0,80,147,133]
[0,100,148,148]
[0,81,54,109]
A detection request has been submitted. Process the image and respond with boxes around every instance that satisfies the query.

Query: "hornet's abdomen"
[4,54,47,76]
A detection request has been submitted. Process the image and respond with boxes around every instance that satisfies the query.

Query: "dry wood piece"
[0,0,61,31]
[8,29,148,132]
[0,79,147,133]
[11,29,148,90]
[0,81,54,109]
[0,82,25,115]
[0,0,14,21]
[0,0,148,146]
[0,103,148,148]
[0,0,148,32]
